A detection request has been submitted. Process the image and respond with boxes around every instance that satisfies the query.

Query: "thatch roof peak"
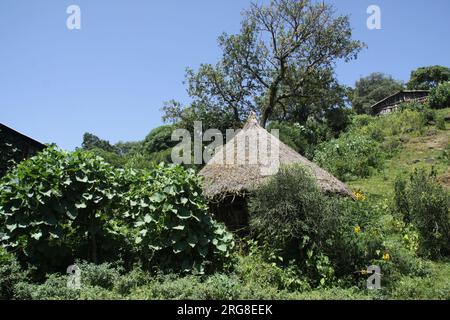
[199,117,355,201]
[243,111,259,129]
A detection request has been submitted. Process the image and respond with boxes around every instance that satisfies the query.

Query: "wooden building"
[0,123,46,160]
[371,90,430,115]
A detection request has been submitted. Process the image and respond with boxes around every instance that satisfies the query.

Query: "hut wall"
[210,196,249,235]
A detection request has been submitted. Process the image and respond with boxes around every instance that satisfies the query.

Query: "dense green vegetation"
[0,150,234,282]
[1,105,449,299]
[1,0,449,301]
[407,66,450,90]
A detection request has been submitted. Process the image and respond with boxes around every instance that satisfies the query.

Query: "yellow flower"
[354,225,361,234]
[353,190,366,201]
[383,252,391,261]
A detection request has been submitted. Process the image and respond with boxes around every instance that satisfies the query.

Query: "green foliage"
[114,141,142,156]
[87,147,128,168]
[143,125,177,154]
[0,147,126,273]
[388,262,450,300]
[437,142,450,165]
[248,165,379,285]
[268,119,333,159]
[82,132,117,153]
[428,81,450,109]
[77,261,122,290]
[236,245,311,292]
[314,108,434,181]
[314,133,384,181]
[13,274,79,300]
[436,116,446,130]
[394,169,450,258]
[124,163,234,274]
[0,248,28,299]
[407,65,450,90]
[351,72,404,114]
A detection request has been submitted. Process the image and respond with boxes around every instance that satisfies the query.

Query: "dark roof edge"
[0,123,46,149]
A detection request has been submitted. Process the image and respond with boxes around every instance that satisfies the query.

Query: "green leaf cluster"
[124,163,234,274]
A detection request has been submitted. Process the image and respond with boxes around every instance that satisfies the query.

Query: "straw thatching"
[199,112,355,201]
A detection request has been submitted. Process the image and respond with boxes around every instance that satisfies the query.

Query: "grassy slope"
[346,108,450,299]
[348,108,450,199]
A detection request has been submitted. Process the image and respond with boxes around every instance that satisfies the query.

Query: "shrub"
[114,266,151,295]
[394,169,450,258]
[13,274,80,300]
[389,263,450,300]
[429,81,450,109]
[248,165,378,285]
[0,248,28,299]
[124,163,234,274]
[313,133,384,181]
[76,261,122,290]
[236,249,310,292]
[0,147,127,274]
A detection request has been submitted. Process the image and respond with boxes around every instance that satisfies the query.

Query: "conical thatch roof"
[199,113,355,200]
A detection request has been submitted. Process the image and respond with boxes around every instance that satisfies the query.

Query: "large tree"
[407,65,450,90]
[166,0,364,128]
[350,73,404,114]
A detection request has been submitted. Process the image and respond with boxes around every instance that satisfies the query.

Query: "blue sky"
[1,0,449,150]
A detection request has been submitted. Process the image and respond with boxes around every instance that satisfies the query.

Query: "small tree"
[428,81,450,109]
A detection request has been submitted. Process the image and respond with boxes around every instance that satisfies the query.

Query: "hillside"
[348,107,450,198]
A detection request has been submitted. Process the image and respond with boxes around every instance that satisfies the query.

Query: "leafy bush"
[0,147,127,274]
[115,266,151,295]
[248,165,378,285]
[76,261,122,290]
[394,169,450,258]
[0,248,28,299]
[124,163,234,274]
[429,81,450,109]
[13,274,79,300]
[313,133,384,181]
[236,248,310,292]
[388,262,450,300]
[268,119,333,159]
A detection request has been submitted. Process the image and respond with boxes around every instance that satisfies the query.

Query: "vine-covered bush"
[124,164,234,274]
[0,147,126,274]
[394,169,450,258]
[0,147,235,276]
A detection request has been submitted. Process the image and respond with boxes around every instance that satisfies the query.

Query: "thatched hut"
[199,113,355,232]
